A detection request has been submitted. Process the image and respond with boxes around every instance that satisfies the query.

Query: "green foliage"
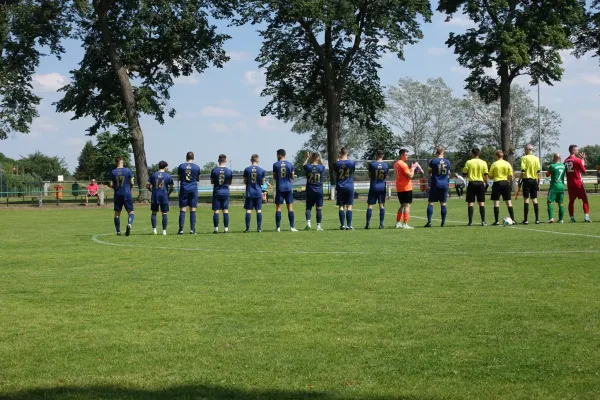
[574,1,600,59]
[579,145,600,170]
[0,0,69,139]
[292,149,312,177]
[16,151,69,181]
[361,124,402,161]
[93,132,132,183]
[54,0,232,136]
[74,141,97,181]
[201,161,218,175]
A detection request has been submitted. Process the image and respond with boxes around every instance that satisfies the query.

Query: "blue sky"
[2,8,600,173]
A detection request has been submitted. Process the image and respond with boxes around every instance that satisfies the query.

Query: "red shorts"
[568,186,587,200]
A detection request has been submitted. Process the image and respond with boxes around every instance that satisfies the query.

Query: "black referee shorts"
[491,181,511,201]
[521,178,538,199]
[466,182,486,203]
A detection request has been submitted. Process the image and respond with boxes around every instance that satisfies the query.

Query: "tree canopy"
[17,151,69,181]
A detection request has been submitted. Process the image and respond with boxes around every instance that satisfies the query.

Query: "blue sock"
[190,211,196,231]
[288,211,295,228]
[427,205,433,224]
[441,205,447,224]
[224,213,230,228]
[276,211,282,228]
[306,209,312,222]
[317,208,322,224]
[366,208,373,226]
[257,212,263,230]
[213,213,219,228]
[245,213,251,231]
[114,217,120,233]
[151,214,157,229]
[346,210,353,227]
[339,210,345,226]
[128,213,134,225]
[179,211,185,230]
[162,214,168,230]
[380,208,385,226]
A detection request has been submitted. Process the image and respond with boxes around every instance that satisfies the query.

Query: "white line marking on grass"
[91,233,600,256]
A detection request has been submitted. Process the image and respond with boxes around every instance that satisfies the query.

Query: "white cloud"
[228,51,252,62]
[256,116,279,130]
[243,69,266,86]
[210,123,231,133]
[445,16,477,28]
[64,138,86,147]
[32,73,68,92]
[200,106,242,118]
[174,75,199,85]
[32,116,58,132]
[450,66,468,75]
[426,47,448,56]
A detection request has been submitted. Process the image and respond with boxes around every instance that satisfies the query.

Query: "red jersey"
[564,155,586,188]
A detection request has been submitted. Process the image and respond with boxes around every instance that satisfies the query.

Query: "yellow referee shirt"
[463,158,489,182]
[489,160,513,182]
[521,154,541,179]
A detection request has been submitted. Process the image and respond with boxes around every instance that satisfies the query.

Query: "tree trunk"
[93,0,150,201]
[499,66,513,166]
[326,85,341,200]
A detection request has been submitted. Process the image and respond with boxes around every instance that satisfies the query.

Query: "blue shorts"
[114,194,134,213]
[244,197,263,211]
[179,191,198,208]
[367,190,386,205]
[336,189,354,206]
[212,195,229,211]
[275,190,294,205]
[428,188,448,203]
[306,192,323,209]
[151,202,169,213]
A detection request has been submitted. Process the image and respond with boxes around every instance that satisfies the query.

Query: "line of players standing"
[108,143,592,236]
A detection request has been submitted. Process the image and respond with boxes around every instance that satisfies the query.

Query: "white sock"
[224,227,228,232]
[214,227,218,232]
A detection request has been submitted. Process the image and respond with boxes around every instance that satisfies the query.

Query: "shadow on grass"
[0,384,435,400]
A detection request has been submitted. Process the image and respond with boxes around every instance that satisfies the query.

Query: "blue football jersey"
[148,171,173,203]
[244,165,265,198]
[369,161,389,192]
[429,158,451,189]
[211,167,233,197]
[178,162,200,194]
[334,160,355,190]
[273,160,294,192]
[304,164,325,193]
[111,167,134,196]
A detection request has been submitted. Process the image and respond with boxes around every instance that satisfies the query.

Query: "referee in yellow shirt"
[519,144,542,224]
[489,150,515,225]
[463,147,489,226]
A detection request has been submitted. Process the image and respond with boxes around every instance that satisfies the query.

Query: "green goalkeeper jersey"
[548,162,565,192]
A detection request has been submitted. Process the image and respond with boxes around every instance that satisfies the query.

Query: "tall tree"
[579,145,600,170]
[292,149,312,177]
[55,0,233,199]
[201,161,218,174]
[237,0,431,192]
[438,0,585,165]
[17,151,69,181]
[574,1,600,60]
[361,123,401,161]
[427,78,463,155]
[0,0,69,139]
[93,132,132,183]
[293,117,370,160]
[74,140,97,181]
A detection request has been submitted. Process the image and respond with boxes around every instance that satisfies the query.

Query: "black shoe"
[379,224,384,229]
[243,230,250,233]
[492,222,500,226]
[535,220,540,225]
[521,221,529,225]
[441,223,445,227]
[365,225,370,230]
[257,229,262,233]
[424,222,432,228]
[116,232,121,236]
[213,231,218,234]
[468,222,473,226]
[125,224,131,237]
[190,231,196,235]
[482,222,487,227]
[178,230,184,235]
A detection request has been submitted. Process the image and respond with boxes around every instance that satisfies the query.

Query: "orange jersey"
[394,160,412,192]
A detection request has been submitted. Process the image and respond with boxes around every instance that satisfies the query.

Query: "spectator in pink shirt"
[86,179,100,206]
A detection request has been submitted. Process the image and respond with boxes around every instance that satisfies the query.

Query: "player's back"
[489,159,512,181]
[111,167,133,196]
[335,160,355,190]
[150,171,172,203]
[564,155,585,187]
[244,165,265,198]
[304,164,325,193]
[549,163,565,191]
[464,159,488,182]
[429,158,450,188]
[178,162,200,193]
[211,167,233,197]
[521,154,541,179]
[273,160,294,192]
[369,161,388,192]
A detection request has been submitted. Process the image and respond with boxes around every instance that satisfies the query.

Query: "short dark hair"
[399,149,409,157]
[472,147,481,156]
[251,154,259,163]
[115,156,123,164]
[568,144,577,153]
[339,147,349,156]
[158,161,168,170]
[376,150,384,159]
[218,154,227,164]
[495,150,504,159]
[277,149,286,158]
[186,152,194,161]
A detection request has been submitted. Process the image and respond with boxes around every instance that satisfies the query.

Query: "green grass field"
[2,196,600,399]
